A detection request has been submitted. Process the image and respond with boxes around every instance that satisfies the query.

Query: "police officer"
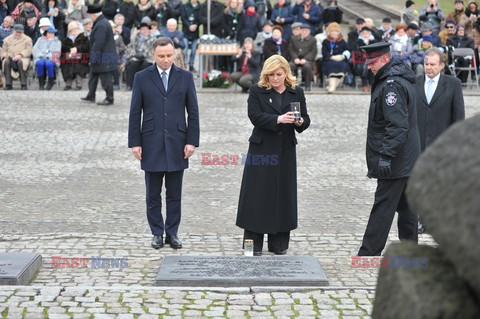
[357,42,421,256]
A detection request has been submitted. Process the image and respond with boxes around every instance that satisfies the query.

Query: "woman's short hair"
[395,23,407,32]
[258,55,296,89]
[242,37,255,51]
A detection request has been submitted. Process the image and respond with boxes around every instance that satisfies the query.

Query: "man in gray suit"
[415,47,465,233]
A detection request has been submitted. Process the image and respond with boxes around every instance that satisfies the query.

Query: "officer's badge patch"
[385,92,397,106]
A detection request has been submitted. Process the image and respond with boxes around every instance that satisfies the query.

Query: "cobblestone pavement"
[1,90,479,318]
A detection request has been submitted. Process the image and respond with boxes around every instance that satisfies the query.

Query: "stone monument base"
[156,255,328,287]
[0,252,42,285]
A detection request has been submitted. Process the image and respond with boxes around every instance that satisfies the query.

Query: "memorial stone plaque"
[0,252,42,285]
[156,256,328,287]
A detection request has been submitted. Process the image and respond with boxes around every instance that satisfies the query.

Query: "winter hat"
[360,26,371,33]
[244,0,256,8]
[356,17,365,24]
[326,22,341,34]
[405,0,414,8]
[272,25,284,34]
[39,17,52,27]
[82,17,93,25]
[13,24,24,32]
[86,4,102,13]
[445,19,456,27]
[420,22,433,32]
[43,26,57,35]
[422,35,433,42]
[68,21,80,32]
[291,22,302,29]
[139,22,151,29]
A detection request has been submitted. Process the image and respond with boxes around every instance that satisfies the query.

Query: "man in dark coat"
[357,42,421,256]
[288,23,316,90]
[128,37,200,250]
[81,4,116,105]
[415,47,464,234]
[199,0,224,38]
[416,48,465,151]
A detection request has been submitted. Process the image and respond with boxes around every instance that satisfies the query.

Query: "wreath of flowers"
[202,70,232,88]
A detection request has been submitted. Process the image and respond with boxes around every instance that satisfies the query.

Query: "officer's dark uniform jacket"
[366,57,421,179]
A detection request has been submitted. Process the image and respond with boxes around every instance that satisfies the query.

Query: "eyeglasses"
[446,26,455,29]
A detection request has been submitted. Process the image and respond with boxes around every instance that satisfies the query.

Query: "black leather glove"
[378,157,392,178]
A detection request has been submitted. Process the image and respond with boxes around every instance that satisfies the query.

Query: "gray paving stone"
[1,92,477,318]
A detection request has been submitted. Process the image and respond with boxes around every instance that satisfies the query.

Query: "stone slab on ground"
[372,242,480,319]
[0,252,42,285]
[156,256,328,287]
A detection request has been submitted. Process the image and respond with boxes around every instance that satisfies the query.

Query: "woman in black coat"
[263,25,289,61]
[236,54,310,256]
[61,20,89,90]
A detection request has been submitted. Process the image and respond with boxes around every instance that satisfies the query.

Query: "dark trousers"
[358,177,418,256]
[145,170,184,237]
[243,230,290,253]
[315,58,324,86]
[86,71,114,102]
[125,60,151,88]
[4,59,27,85]
[289,61,313,87]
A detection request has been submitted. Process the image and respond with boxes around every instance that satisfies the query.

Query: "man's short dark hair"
[425,47,445,64]
[153,37,174,51]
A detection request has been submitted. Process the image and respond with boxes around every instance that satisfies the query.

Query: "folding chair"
[451,47,479,91]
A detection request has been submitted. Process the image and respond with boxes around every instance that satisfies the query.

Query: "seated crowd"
[0,0,479,91]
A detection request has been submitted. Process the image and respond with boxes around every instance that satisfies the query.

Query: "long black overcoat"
[89,14,117,74]
[236,84,310,234]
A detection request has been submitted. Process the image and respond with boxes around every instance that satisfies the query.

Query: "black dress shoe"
[64,86,72,91]
[253,251,262,256]
[4,85,12,90]
[97,99,114,106]
[273,250,287,255]
[21,85,27,90]
[81,96,95,102]
[165,235,182,249]
[151,235,164,249]
[75,86,82,90]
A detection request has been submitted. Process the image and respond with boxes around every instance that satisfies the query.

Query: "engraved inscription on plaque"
[156,256,328,287]
[0,253,42,285]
